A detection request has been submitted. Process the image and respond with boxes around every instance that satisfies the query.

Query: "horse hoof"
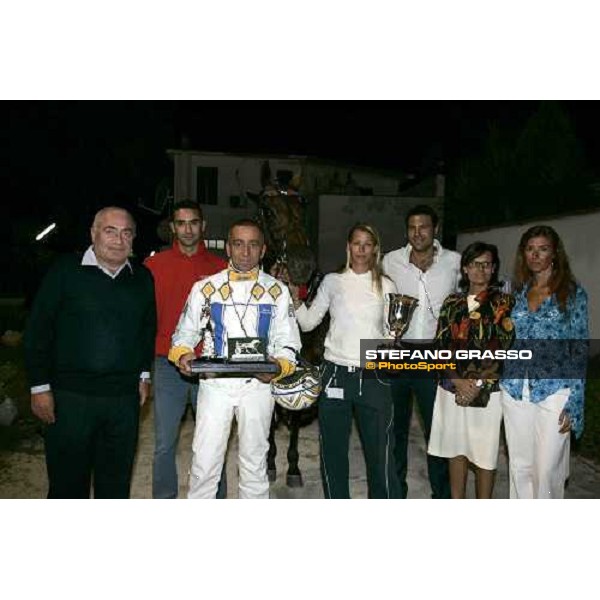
[286,473,303,488]
[268,468,277,483]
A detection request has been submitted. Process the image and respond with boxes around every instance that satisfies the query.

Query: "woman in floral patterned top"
[500,225,588,499]
[428,242,515,499]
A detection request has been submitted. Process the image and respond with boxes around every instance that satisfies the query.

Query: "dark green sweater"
[25,253,156,396]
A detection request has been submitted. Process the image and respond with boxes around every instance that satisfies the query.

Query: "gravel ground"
[1,401,599,499]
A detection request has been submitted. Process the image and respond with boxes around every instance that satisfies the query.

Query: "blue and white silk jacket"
[169,266,301,379]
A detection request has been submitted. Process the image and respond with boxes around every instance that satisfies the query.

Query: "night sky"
[3,101,600,291]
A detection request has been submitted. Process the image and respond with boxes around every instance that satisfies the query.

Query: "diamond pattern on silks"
[268,283,282,301]
[251,283,265,301]
[219,282,231,301]
[201,282,216,299]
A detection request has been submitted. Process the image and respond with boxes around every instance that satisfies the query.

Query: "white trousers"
[500,386,570,499]
[188,378,274,499]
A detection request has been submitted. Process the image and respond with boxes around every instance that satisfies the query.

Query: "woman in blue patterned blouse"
[501,225,589,499]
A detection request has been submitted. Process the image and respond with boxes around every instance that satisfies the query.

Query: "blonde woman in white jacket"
[290,223,400,498]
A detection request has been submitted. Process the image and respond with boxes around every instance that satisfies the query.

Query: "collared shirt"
[382,240,461,342]
[500,284,588,438]
[81,245,132,279]
[31,247,148,394]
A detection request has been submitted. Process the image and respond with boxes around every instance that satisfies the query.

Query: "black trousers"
[44,390,140,499]
[390,375,450,499]
[319,361,400,499]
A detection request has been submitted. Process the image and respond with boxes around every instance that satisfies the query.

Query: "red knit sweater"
[144,242,226,356]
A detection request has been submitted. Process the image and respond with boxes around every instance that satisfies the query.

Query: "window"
[196,167,218,205]
[204,239,226,250]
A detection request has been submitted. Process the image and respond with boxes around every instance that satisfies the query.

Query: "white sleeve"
[382,253,390,274]
[453,254,462,292]
[171,282,205,351]
[295,275,333,332]
[384,277,398,295]
[269,284,302,363]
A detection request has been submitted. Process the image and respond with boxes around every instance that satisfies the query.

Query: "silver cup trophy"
[386,293,419,346]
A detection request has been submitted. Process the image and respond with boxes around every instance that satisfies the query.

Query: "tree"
[447,102,597,232]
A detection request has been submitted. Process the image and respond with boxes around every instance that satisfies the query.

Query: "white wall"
[173,153,303,239]
[318,195,444,273]
[457,211,600,346]
[303,163,403,197]
[172,151,410,241]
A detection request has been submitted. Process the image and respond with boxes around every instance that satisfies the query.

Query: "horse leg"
[286,411,303,488]
[267,412,277,482]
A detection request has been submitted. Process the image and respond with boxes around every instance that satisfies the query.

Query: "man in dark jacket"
[24,206,156,499]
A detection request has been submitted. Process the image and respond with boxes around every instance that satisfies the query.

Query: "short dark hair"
[405,204,439,229]
[170,200,203,222]
[459,241,500,291]
[227,218,265,244]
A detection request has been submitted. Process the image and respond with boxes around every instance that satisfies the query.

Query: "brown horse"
[251,185,309,269]
[249,184,327,487]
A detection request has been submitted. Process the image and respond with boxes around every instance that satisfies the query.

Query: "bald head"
[91,207,136,273]
[92,207,136,233]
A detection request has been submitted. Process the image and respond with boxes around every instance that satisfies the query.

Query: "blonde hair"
[344,222,387,296]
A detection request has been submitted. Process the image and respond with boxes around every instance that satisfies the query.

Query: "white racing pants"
[188,377,274,499]
[501,385,570,499]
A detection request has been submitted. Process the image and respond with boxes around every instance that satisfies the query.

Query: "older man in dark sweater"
[24,207,156,499]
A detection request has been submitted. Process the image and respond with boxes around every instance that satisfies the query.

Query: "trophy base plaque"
[190,358,279,375]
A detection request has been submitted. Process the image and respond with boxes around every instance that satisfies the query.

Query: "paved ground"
[1,401,599,498]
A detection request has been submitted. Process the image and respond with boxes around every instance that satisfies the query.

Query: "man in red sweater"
[145,200,226,498]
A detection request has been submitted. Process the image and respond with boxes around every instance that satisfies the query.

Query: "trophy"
[190,300,279,375]
[386,293,419,346]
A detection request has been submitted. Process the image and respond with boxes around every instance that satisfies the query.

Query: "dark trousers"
[319,361,400,499]
[44,390,140,499]
[390,375,450,499]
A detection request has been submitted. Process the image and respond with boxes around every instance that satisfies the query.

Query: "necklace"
[418,271,438,320]
[227,272,258,337]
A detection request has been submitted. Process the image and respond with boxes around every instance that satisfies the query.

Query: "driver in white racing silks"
[169,219,301,499]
